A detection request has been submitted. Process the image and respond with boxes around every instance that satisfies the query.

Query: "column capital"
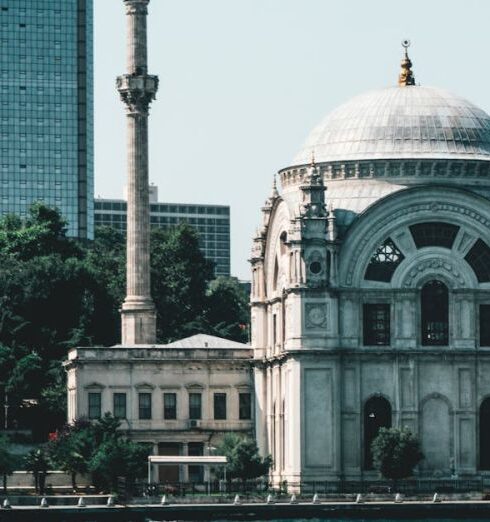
[123,0,150,15]
[117,74,159,114]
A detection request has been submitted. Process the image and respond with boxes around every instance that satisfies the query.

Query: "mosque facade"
[68,19,490,486]
[251,45,490,485]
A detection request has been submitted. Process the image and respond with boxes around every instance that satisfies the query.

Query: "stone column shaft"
[126,112,150,298]
[126,2,148,74]
[117,0,158,345]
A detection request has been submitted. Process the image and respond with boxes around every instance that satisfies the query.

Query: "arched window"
[365,238,405,283]
[409,222,459,249]
[421,280,448,346]
[480,398,490,470]
[279,232,288,256]
[272,257,279,292]
[465,239,490,282]
[364,396,392,470]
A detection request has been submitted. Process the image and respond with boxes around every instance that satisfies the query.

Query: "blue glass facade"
[0,0,94,238]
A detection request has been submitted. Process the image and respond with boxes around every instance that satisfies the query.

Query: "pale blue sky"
[94,0,490,279]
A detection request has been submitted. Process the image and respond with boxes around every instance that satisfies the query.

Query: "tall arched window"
[480,398,490,470]
[364,396,392,470]
[421,280,448,346]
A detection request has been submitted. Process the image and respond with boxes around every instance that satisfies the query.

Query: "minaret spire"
[117,0,158,345]
[270,174,279,199]
[398,39,416,86]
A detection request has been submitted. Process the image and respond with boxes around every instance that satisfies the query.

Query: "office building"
[0,0,94,238]
[95,187,231,277]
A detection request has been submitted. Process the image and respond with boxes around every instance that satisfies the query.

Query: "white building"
[65,334,253,482]
[251,48,490,485]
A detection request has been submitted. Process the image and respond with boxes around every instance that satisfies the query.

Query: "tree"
[0,206,102,436]
[371,427,423,481]
[0,205,250,437]
[0,203,81,261]
[0,435,14,493]
[24,448,50,494]
[205,277,249,343]
[151,225,213,342]
[88,414,149,492]
[83,226,125,346]
[89,437,149,493]
[217,433,271,482]
[48,420,94,491]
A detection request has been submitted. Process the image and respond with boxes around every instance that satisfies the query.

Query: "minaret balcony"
[116,73,158,96]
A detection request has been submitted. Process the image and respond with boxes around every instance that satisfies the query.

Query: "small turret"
[299,153,327,219]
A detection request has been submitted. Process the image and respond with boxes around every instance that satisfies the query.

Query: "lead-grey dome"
[293,86,490,166]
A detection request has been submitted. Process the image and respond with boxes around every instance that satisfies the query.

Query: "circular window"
[309,261,322,275]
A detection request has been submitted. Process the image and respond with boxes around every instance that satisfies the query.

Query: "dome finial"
[398,39,415,87]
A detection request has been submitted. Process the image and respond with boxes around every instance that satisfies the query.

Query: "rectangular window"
[163,393,177,420]
[239,393,252,420]
[363,304,390,346]
[88,392,101,419]
[138,393,152,420]
[189,393,202,420]
[214,393,227,420]
[113,393,127,419]
[481,305,490,347]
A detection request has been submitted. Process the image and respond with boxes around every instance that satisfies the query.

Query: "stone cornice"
[255,347,490,366]
[279,159,490,188]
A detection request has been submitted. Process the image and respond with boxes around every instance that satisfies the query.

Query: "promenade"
[0,499,490,522]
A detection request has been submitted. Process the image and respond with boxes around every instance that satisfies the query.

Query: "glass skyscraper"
[0,0,93,238]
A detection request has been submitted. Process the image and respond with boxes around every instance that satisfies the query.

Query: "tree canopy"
[49,414,149,493]
[371,427,423,480]
[217,433,271,481]
[0,204,250,437]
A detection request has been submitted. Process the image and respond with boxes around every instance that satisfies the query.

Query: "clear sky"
[94,0,490,279]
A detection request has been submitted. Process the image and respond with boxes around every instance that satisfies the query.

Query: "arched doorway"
[480,398,490,470]
[421,280,448,346]
[364,396,392,470]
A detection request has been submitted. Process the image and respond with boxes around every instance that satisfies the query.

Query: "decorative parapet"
[65,346,253,365]
[280,159,490,188]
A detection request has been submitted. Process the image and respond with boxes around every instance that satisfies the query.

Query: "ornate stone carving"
[279,159,490,188]
[402,258,465,288]
[456,231,476,255]
[305,304,328,328]
[345,201,490,286]
[117,74,159,115]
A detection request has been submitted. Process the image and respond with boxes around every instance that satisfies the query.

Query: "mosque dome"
[292,85,490,166]
[279,45,490,232]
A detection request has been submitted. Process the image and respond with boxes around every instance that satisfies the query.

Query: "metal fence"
[118,477,485,500]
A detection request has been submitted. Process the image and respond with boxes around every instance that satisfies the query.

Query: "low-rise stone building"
[64,334,253,482]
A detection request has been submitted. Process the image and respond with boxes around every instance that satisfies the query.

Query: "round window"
[309,261,322,275]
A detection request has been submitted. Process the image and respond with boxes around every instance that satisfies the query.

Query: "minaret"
[117,0,158,345]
